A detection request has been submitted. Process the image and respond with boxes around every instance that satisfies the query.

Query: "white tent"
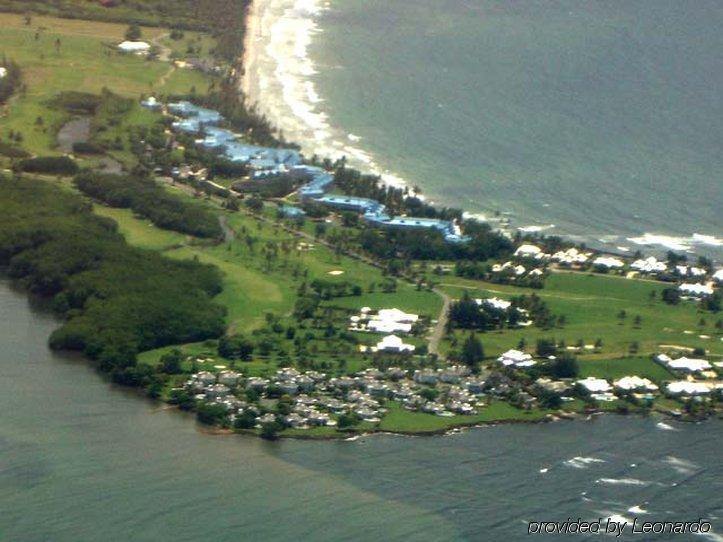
[118,41,151,53]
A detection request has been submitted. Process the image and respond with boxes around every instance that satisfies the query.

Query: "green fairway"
[377,401,551,433]
[93,205,187,251]
[439,271,723,359]
[577,356,674,382]
[0,13,211,157]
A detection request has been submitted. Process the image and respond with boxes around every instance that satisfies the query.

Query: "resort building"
[656,354,712,373]
[375,335,415,353]
[630,256,667,274]
[158,99,470,244]
[592,256,625,270]
[613,376,658,392]
[497,349,536,368]
[117,40,151,54]
[678,283,714,297]
[514,244,543,258]
[313,195,386,215]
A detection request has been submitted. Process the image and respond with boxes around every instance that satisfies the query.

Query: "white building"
[577,377,611,393]
[476,297,511,311]
[679,283,714,297]
[630,257,667,274]
[514,244,542,258]
[117,41,151,54]
[593,256,625,270]
[664,356,712,373]
[376,308,419,323]
[551,247,591,266]
[0,67,6,78]
[497,349,536,368]
[614,376,658,392]
[376,334,415,353]
[666,381,712,396]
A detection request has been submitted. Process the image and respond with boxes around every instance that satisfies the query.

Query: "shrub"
[18,156,79,175]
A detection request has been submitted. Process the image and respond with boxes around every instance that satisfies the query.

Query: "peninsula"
[0,1,721,440]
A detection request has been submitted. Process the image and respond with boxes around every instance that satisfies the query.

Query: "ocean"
[249,0,723,259]
[1,281,722,540]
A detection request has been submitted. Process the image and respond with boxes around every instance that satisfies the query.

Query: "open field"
[577,356,674,382]
[0,13,211,157]
[439,272,723,360]
[377,401,551,433]
[93,206,188,251]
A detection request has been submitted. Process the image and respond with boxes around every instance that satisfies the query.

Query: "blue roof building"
[314,195,386,215]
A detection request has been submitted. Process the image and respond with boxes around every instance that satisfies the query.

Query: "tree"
[661,287,680,305]
[536,338,557,358]
[218,334,254,360]
[633,315,642,328]
[125,24,142,41]
[337,412,360,428]
[460,333,484,370]
[547,354,579,378]
[260,421,281,440]
[160,348,183,374]
[234,411,256,430]
[196,403,227,425]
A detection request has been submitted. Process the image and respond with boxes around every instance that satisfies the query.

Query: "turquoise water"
[1,281,722,540]
[302,0,722,256]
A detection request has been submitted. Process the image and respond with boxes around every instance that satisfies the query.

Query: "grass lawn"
[0,13,211,157]
[376,401,551,433]
[93,205,188,251]
[439,271,722,359]
[577,356,674,382]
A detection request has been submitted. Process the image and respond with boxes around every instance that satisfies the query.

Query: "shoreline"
[236,0,723,263]
[240,0,265,106]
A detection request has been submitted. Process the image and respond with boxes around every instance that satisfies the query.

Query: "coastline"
[237,0,723,263]
[241,0,265,105]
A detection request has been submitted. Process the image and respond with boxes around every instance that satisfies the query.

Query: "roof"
[376,335,415,352]
[679,283,714,296]
[118,41,151,51]
[577,377,611,393]
[666,357,712,372]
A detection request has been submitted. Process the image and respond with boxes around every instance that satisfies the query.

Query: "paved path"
[428,288,451,358]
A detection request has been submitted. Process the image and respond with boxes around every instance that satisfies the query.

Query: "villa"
[630,257,667,274]
[497,349,536,368]
[376,335,415,353]
[514,244,543,258]
[656,354,712,373]
[117,40,151,54]
[666,381,713,396]
[477,297,511,311]
[613,376,658,392]
[678,283,714,297]
[592,256,625,270]
[576,377,611,393]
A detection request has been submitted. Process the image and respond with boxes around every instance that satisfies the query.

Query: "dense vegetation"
[74,171,223,238]
[0,0,248,34]
[0,176,226,379]
[17,156,79,175]
[359,221,512,262]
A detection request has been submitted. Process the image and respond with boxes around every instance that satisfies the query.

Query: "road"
[428,287,451,358]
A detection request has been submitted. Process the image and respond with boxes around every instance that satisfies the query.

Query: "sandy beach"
[241,0,266,106]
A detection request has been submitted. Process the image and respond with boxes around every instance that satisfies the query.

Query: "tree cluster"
[0,176,226,380]
[74,171,222,238]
